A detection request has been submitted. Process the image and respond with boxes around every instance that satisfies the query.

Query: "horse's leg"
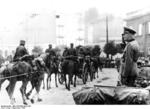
[0,78,6,91]
[46,74,50,90]
[70,76,73,85]
[42,74,45,89]
[64,74,67,89]
[26,81,34,99]
[73,74,76,87]
[55,73,58,87]
[96,68,99,78]
[31,78,43,103]
[93,69,96,79]
[99,64,103,72]
[42,76,45,89]
[20,79,29,105]
[49,73,52,89]
[68,74,71,91]
[37,79,43,102]
[6,78,16,105]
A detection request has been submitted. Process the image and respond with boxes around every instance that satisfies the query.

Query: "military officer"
[121,27,140,87]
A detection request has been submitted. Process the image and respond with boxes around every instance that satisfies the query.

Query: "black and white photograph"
[0,0,150,107]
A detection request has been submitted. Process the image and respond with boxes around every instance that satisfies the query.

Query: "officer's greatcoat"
[121,39,140,86]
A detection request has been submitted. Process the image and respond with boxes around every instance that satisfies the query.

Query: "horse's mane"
[40,53,48,60]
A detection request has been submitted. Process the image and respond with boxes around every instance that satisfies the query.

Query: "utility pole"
[106,15,109,58]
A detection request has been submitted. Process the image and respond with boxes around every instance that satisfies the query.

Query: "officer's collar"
[127,39,135,42]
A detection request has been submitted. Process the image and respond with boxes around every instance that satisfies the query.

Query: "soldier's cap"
[49,44,52,46]
[145,59,149,63]
[20,40,25,44]
[122,27,136,35]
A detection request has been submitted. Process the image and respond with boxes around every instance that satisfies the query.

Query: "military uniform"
[13,40,28,61]
[121,27,140,87]
[62,43,77,73]
[45,48,56,57]
[68,48,77,57]
[92,45,101,57]
[62,48,69,57]
[78,47,85,57]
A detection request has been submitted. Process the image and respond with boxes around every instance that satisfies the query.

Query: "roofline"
[125,7,150,21]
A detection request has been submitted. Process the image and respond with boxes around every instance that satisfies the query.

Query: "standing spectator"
[121,27,140,87]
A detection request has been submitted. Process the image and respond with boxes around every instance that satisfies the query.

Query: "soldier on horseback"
[45,44,59,89]
[45,44,56,57]
[13,40,29,62]
[61,43,77,71]
[45,44,57,67]
[68,43,77,59]
[45,44,56,60]
[61,43,78,90]
[63,47,69,57]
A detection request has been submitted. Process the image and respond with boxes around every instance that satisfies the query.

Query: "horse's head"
[85,55,91,63]
[33,57,46,71]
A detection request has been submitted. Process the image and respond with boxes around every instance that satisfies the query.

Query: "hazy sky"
[0,0,150,27]
[0,0,150,30]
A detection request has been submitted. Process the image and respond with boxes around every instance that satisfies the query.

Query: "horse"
[0,55,38,105]
[46,55,59,89]
[39,53,59,90]
[0,57,33,105]
[61,56,77,91]
[25,56,47,103]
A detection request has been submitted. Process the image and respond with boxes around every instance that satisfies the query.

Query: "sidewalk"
[94,68,119,87]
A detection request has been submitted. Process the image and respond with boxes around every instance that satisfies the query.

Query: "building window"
[148,22,150,34]
[138,24,142,35]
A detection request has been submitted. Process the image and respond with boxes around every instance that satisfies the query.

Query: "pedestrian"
[121,27,140,87]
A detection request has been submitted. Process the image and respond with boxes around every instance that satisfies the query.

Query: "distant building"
[0,11,56,55]
[125,8,150,56]
[55,12,85,46]
[85,14,123,48]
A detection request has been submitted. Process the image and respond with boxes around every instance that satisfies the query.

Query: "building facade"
[85,14,123,48]
[125,8,150,56]
[0,11,57,56]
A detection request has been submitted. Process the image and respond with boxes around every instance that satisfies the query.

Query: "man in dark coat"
[62,43,77,73]
[67,43,77,58]
[92,45,101,57]
[62,47,69,57]
[45,44,57,67]
[13,40,28,61]
[45,44,56,57]
[121,27,140,87]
